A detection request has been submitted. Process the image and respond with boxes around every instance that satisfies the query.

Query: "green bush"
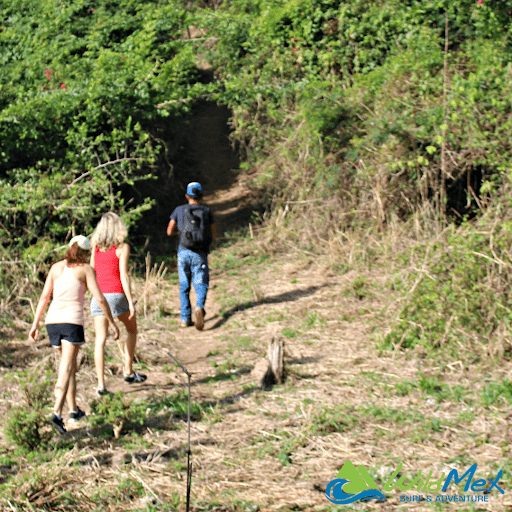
[382,210,512,359]
[0,0,209,268]
[89,392,146,438]
[4,366,54,451]
[204,0,512,241]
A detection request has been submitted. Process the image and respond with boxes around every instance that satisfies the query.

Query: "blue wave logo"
[325,461,387,505]
[325,479,387,504]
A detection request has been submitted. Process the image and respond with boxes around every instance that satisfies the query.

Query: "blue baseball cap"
[186,182,203,198]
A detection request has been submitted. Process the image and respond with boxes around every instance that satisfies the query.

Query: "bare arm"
[84,265,120,339]
[29,266,55,341]
[167,219,177,236]
[119,243,135,320]
[90,244,96,269]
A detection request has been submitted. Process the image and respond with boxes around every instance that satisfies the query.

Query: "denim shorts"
[91,293,129,317]
[46,323,85,347]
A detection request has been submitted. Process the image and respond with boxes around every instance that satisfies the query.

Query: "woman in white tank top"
[29,236,119,434]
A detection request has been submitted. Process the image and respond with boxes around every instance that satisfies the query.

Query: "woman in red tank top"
[90,213,146,395]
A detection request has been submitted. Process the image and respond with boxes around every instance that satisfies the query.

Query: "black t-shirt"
[170,204,215,253]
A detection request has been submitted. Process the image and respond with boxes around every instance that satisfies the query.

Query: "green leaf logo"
[336,460,379,494]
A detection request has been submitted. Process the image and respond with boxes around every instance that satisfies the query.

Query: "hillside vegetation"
[2,1,512,510]
[202,0,512,357]
[2,0,512,353]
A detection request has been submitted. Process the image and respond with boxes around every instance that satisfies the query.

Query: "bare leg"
[54,342,80,417]
[94,316,109,389]
[118,312,137,375]
[66,355,77,411]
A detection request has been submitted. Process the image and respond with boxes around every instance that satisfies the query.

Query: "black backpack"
[180,204,212,251]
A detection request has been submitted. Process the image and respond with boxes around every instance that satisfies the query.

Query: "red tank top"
[94,246,124,293]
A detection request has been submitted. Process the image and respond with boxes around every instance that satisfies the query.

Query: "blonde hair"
[91,212,128,251]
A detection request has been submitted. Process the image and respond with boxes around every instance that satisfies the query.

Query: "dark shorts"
[46,324,85,347]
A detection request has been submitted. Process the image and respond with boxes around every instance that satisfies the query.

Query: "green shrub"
[481,379,512,408]
[4,366,54,451]
[382,216,512,359]
[4,408,53,452]
[145,390,202,420]
[89,392,146,438]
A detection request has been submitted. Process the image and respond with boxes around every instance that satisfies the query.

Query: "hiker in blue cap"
[167,182,217,330]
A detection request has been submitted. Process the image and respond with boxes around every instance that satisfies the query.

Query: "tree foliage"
[203,0,512,225]
[5,0,512,248]
[4,0,512,351]
[0,0,206,253]
[0,0,216,316]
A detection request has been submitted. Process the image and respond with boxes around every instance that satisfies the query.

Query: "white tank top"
[45,265,86,326]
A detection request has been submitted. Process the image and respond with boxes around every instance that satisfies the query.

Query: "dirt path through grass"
[132,250,511,511]
[1,196,512,510]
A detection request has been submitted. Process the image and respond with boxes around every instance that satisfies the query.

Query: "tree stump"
[269,336,284,383]
[250,336,285,389]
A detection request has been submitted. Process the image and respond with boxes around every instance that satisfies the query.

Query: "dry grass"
[0,237,511,511]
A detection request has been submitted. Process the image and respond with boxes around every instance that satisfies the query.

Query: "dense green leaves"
[0,0,206,257]
[204,0,512,221]
[0,0,216,320]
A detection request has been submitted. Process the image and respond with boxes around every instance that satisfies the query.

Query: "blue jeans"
[177,249,209,322]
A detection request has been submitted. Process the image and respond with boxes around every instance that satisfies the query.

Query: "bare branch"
[156,98,191,108]
[94,157,143,170]
[156,93,212,109]
[67,171,92,188]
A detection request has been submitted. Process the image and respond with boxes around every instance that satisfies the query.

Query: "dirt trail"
[114,253,512,512]
[127,257,380,511]
[183,101,256,239]
[0,225,381,511]
[1,140,511,510]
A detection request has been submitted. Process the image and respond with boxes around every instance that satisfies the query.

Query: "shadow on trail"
[70,431,216,466]
[201,386,257,410]
[209,284,330,330]
[287,355,324,365]
[193,365,253,385]
[121,379,258,416]
[132,101,243,257]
